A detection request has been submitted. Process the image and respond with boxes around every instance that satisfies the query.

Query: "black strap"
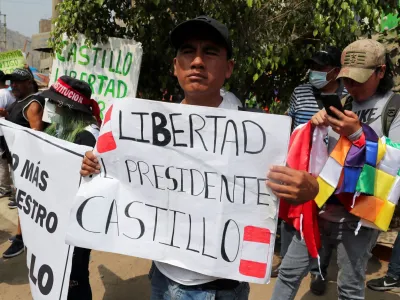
[382,93,400,137]
[341,94,353,111]
[312,87,324,109]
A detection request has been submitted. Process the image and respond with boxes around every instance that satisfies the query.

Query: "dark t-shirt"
[74,130,96,147]
[2,93,45,161]
[6,93,45,128]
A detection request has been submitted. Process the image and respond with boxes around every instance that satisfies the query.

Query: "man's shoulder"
[29,93,46,106]
[293,83,313,94]
[220,89,242,110]
[74,128,97,147]
[292,84,316,105]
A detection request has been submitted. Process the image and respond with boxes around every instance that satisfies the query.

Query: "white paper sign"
[50,35,143,119]
[66,99,291,284]
[0,120,90,300]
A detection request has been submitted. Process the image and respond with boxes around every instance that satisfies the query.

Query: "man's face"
[343,66,385,101]
[174,39,234,97]
[310,63,339,82]
[11,80,31,100]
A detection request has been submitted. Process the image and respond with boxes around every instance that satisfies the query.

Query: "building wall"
[0,29,40,69]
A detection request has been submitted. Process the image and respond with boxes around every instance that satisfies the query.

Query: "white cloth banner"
[0,119,90,300]
[67,99,291,284]
[49,35,143,119]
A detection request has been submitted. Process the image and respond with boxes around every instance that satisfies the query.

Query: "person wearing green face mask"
[277,46,347,296]
[40,76,101,300]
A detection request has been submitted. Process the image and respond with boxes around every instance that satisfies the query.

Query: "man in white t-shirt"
[80,16,319,300]
[0,70,16,109]
[0,70,15,198]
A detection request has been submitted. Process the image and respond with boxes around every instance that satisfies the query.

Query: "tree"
[50,0,398,110]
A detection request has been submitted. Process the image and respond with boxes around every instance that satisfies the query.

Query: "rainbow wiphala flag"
[315,124,400,231]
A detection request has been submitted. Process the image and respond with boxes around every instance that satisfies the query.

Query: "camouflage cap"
[337,39,386,83]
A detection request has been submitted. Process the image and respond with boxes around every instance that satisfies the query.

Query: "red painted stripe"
[97,132,117,153]
[103,105,114,124]
[239,260,267,278]
[243,226,271,244]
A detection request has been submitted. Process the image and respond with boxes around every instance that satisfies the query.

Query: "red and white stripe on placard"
[96,105,117,154]
[239,226,271,279]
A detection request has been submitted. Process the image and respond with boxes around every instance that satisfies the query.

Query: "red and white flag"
[96,105,117,154]
[239,226,271,279]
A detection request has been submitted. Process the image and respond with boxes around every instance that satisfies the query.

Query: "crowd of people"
[0,15,399,300]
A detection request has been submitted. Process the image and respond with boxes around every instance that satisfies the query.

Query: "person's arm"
[0,91,9,117]
[0,108,7,118]
[287,91,297,119]
[287,91,299,131]
[25,101,43,131]
[267,166,319,205]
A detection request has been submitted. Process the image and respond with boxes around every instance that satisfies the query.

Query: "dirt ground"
[0,197,399,300]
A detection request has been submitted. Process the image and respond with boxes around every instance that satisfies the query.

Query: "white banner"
[0,120,90,300]
[50,35,143,119]
[66,99,291,284]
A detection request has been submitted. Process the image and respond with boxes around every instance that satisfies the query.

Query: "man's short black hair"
[171,16,233,59]
[376,53,395,94]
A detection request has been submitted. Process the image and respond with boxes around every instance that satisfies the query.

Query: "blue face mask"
[309,69,335,89]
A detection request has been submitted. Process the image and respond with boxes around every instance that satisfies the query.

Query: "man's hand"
[311,109,329,127]
[80,151,101,176]
[266,166,319,205]
[0,108,8,118]
[326,107,361,137]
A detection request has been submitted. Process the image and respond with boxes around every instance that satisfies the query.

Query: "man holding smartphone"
[288,46,346,131]
[273,39,399,300]
[277,46,347,296]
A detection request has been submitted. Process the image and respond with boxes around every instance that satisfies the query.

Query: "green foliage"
[378,30,400,92]
[50,0,398,109]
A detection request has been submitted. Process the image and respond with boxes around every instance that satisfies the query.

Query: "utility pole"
[0,11,6,51]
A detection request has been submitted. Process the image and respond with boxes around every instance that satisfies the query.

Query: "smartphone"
[319,93,344,118]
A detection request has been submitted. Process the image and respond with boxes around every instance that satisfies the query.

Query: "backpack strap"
[341,94,353,111]
[382,93,400,137]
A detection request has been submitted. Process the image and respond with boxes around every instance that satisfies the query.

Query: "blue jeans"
[149,263,250,300]
[272,219,379,300]
[280,220,332,277]
[388,232,400,279]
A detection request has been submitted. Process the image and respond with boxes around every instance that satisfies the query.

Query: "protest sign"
[0,50,26,74]
[0,119,90,300]
[66,99,291,284]
[50,35,143,119]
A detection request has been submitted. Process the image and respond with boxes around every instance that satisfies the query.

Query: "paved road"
[0,197,398,300]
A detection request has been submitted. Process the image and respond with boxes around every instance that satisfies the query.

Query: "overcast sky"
[1,0,52,37]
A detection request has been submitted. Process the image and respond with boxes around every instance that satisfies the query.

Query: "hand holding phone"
[319,93,344,119]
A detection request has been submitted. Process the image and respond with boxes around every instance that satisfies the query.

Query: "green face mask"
[42,100,62,123]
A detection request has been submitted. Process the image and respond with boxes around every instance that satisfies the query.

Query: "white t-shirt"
[0,89,15,109]
[155,89,242,286]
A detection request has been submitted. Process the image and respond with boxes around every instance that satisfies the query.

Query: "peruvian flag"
[239,226,271,279]
[96,105,117,154]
